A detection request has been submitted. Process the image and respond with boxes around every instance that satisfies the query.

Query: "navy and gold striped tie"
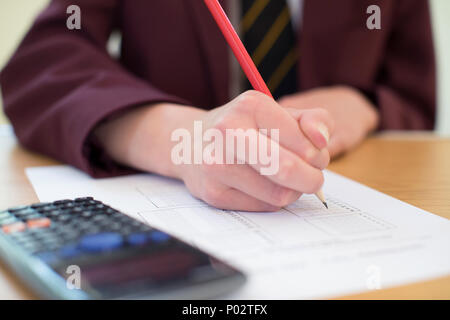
[241,0,298,100]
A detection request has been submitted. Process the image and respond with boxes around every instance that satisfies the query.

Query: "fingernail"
[317,123,329,144]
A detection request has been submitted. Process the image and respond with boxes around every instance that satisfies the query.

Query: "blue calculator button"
[127,233,149,246]
[35,252,58,264]
[59,244,82,259]
[79,232,123,253]
[149,231,170,243]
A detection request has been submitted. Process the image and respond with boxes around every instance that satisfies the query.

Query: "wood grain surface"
[0,131,449,299]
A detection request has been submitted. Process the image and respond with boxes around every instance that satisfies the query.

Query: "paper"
[26,165,450,299]
[0,124,13,137]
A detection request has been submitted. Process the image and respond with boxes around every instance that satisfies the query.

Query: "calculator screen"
[83,250,196,285]
[55,248,232,299]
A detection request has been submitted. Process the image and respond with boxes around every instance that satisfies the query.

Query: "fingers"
[191,91,328,210]
[212,163,302,207]
[280,108,330,169]
[201,184,281,212]
[262,143,325,194]
[227,91,330,169]
[328,135,342,158]
[216,124,324,194]
[242,131,325,194]
[284,107,334,150]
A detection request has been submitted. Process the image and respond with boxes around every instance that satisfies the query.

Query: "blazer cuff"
[71,84,187,178]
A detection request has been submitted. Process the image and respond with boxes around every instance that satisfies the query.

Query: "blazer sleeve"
[0,0,186,177]
[375,0,436,130]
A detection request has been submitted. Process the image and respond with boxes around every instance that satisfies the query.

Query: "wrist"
[94,102,205,180]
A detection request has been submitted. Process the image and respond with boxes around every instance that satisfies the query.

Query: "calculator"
[0,197,245,299]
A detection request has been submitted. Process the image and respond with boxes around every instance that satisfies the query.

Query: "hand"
[176,91,333,211]
[278,86,379,158]
[95,91,334,212]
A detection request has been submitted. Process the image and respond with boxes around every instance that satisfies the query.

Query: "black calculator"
[0,197,245,299]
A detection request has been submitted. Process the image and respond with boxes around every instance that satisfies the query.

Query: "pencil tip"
[323,202,328,209]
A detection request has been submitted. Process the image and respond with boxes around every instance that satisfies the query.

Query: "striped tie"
[241,0,298,100]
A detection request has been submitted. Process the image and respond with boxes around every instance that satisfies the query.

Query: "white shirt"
[229,0,304,98]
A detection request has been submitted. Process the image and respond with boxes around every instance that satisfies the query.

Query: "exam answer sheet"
[26,166,450,299]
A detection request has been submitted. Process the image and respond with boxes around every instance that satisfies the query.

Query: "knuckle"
[270,186,297,207]
[277,159,297,182]
[304,149,330,170]
[184,180,201,199]
[303,148,318,164]
[213,115,233,134]
[235,91,262,112]
[200,163,221,177]
[278,97,293,107]
[201,185,224,207]
[241,90,263,100]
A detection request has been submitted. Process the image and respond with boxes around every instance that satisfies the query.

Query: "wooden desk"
[0,130,449,299]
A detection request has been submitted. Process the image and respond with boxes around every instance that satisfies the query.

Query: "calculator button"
[45,210,63,217]
[91,214,108,222]
[79,232,123,252]
[36,205,54,213]
[13,208,36,217]
[23,242,44,254]
[108,222,123,231]
[31,203,51,209]
[8,231,32,241]
[35,251,59,264]
[137,224,152,232]
[0,211,11,219]
[8,206,29,213]
[57,226,79,235]
[54,214,71,223]
[44,243,61,252]
[53,200,71,205]
[71,207,83,213]
[62,202,76,209]
[0,216,18,226]
[39,233,59,241]
[23,213,43,221]
[81,211,94,219]
[27,218,52,229]
[2,222,26,234]
[75,197,93,202]
[127,233,149,246]
[59,244,82,259]
[119,227,135,236]
[104,208,117,215]
[80,226,102,235]
[149,231,170,243]
[93,204,105,210]
[86,200,99,206]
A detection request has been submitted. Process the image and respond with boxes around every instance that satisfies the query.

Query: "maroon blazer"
[1,0,436,177]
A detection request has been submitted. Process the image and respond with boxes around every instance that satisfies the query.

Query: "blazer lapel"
[183,0,230,107]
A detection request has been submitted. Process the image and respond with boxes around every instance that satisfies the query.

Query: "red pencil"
[203,0,273,98]
[203,0,329,209]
